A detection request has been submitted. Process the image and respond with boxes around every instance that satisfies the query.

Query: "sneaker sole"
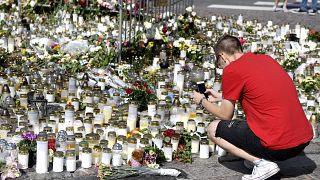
[242,167,280,180]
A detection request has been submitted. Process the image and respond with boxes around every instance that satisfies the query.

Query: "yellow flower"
[148,42,154,48]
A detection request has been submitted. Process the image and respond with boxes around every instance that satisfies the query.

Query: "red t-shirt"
[222,52,313,150]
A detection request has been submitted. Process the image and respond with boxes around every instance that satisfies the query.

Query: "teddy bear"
[128,148,144,167]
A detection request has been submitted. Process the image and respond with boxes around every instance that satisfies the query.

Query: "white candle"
[171,138,179,152]
[8,37,14,53]
[18,153,28,170]
[36,137,48,173]
[216,145,227,157]
[199,139,209,159]
[73,14,78,23]
[103,106,112,123]
[53,153,64,172]
[148,104,157,117]
[112,154,122,166]
[81,148,92,168]
[101,150,112,166]
[163,144,173,162]
[191,137,200,154]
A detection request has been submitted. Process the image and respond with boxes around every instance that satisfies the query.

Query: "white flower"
[173,40,180,48]
[30,0,36,7]
[144,21,152,29]
[178,15,184,21]
[186,6,193,12]
[97,0,103,4]
[191,12,197,17]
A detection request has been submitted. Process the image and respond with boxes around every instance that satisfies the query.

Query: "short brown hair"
[214,35,243,59]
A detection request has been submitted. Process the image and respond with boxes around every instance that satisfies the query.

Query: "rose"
[163,129,175,137]
[146,89,151,93]
[126,88,133,94]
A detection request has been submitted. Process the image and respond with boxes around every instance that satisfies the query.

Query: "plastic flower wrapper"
[1,161,21,180]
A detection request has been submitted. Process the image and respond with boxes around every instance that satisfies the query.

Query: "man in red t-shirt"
[193,35,313,180]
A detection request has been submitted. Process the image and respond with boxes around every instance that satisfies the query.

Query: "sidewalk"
[17,139,320,180]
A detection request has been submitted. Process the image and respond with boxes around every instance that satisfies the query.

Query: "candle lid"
[107,131,116,138]
[200,139,209,145]
[197,122,205,127]
[116,135,126,142]
[79,140,89,148]
[93,145,102,152]
[164,143,172,147]
[54,151,64,157]
[127,137,137,144]
[94,124,102,129]
[37,134,48,141]
[19,147,29,155]
[82,147,92,153]
[112,143,123,151]
[100,139,109,146]
[66,150,76,157]
[143,134,152,140]
[67,135,76,141]
[103,148,112,153]
[77,126,85,132]
[44,126,53,132]
[192,135,200,140]
[84,119,92,124]
[65,104,75,110]
[176,122,184,127]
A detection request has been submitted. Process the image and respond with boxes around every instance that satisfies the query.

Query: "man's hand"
[205,89,222,102]
[192,91,205,105]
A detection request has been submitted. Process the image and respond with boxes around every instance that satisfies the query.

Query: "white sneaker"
[273,6,277,12]
[243,160,254,170]
[242,159,280,180]
[283,6,288,12]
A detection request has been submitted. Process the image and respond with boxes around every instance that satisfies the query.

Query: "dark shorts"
[215,120,309,161]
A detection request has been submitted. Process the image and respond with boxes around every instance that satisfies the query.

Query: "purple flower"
[22,131,38,141]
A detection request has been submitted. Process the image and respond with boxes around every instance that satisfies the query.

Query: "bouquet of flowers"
[17,131,37,152]
[173,130,192,163]
[125,81,157,111]
[301,76,318,93]
[282,50,302,71]
[143,146,166,168]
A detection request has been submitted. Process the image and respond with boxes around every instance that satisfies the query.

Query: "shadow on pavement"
[219,152,317,180]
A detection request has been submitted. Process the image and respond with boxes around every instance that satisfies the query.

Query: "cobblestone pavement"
[17,139,320,180]
[193,0,320,31]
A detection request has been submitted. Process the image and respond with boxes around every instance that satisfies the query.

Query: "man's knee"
[207,120,220,138]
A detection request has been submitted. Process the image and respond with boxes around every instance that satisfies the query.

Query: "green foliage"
[173,130,192,163]
[17,139,37,152]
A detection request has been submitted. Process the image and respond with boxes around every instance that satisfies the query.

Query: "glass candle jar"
[92,145,102,165]
[53,151,64,173]
[36,135,48,174]
[78,140,89,161]
[187,119,196,133]
[0,124,11,139]
[127,138,137,162]
[67,135,76,151]
[148,101,157,117]
[171,134,180,152]
[81,147,92,168]
[66,150,76,172]
[175,122,184,133]
[18,148,29,169]
[112,143,123,167]
[66,127,74,136]
[191,135,200,154]
[197,122,206,134]
[150,121,160,138]
[65,105,75,127]
[199,139,209,159]
[58,118,66,132]
[84,119,93,134]
[107,131,117,149]
[101,148,112,166]
[153,134,163,149]
[86,133,100,149]
[163,143,173,162]
[117,123,127,137]
[140,116,150,130]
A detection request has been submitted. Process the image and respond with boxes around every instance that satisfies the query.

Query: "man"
[291,0,318,15]
[192,35,313,180]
